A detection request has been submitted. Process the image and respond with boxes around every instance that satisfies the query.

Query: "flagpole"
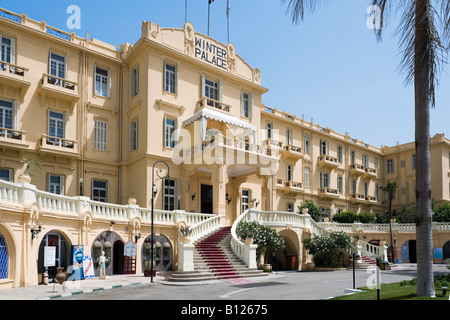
[227,0,230,43]
[208,1,211,36]
[185,0,187,23]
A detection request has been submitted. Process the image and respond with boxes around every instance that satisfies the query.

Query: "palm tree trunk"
[414,0,435,297]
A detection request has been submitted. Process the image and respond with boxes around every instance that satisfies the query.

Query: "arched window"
[0,232,8,279]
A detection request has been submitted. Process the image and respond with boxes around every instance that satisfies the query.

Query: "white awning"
[183,108,257,141]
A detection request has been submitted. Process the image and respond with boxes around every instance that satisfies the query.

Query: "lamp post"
[150,160,170,283]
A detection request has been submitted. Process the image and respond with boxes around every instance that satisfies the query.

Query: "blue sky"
[2,0,449,148]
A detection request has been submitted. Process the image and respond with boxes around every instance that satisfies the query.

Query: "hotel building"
[0,7,449,288]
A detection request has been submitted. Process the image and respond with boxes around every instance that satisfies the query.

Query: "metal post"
[353,252,355,289]
[150,161,170,283]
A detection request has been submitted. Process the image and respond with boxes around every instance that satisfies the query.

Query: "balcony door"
[201,184,213,214]
[48,110,65,146]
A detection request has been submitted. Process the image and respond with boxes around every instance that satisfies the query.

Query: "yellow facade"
[0,8,449,288]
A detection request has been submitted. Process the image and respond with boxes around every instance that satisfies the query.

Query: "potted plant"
[18,157,41,183]
[180,226,193,244]
[123,193,137,205]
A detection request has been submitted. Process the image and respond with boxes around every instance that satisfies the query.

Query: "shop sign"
[71,245,84,280]
[83,255,95,279]
[44,246,56,267]
[195,37,227,70]
[434,248,443,259]
[124,241,137,257]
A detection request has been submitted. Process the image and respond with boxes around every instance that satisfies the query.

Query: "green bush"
[332,211,357,223]
[357,212,376,223]
[298,200,322,222]
[303,231,351,267]
[433,202,450,222]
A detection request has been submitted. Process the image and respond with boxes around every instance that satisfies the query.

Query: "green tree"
[380,180,398,218]
[281,0,450,297]
[433,202,450,222]
[298,200,322,222]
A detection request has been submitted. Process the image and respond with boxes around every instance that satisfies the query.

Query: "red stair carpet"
[195,226,241,279]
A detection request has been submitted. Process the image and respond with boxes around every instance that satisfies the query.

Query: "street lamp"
[150,160,170,283]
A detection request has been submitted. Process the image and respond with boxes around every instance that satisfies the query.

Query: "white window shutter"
[60,176,65,195]
[48,49,52,75]
[218,80,223,102]
[12,101,19,130]
[175,64,179,94]
[248,94,253,119]
[240,91,244,116]
[10,38,16,65]
[64,54,68,79]
[201,74,205,98]
[107,69,112,98]
[130,68,135,97]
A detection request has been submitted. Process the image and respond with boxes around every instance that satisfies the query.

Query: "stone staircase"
[167,226,267,282]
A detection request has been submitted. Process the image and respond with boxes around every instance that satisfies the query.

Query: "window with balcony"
[49,52,66,84]
[286,128,292,146]
[350,150,355,165]
[47,110,66,145]
[320,140,328,156]
[363,154,369,168]
[95,66,110,98]
[0,168,13,182]
[93,120,107,151]
[320,172,329,188]
[47,174,64,195]
[337,145,343,163]
[266,122,273,140]
[0,100,13,136]
[286,164,292,182]
[204,78,218,101]
[1,35,15,69]
[163,178,178,211]
[92,180,108,202]
[337,175,343,193]
[164,62,177,94]
[352,179,357,194]
[286,202,294,212]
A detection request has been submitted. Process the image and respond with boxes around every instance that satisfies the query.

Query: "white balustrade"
[0,180,20,204]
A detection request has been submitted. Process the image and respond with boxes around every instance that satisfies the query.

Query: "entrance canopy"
[183,108,257,142]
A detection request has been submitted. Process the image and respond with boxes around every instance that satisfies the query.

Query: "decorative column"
[212,164,228,225]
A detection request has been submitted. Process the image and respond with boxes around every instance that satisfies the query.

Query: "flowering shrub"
[303,231,351,267]
[236,220,285,263]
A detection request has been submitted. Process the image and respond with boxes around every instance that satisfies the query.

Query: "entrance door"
[113,240,124,275]
[408,240,417,263]
[201,184,213,214]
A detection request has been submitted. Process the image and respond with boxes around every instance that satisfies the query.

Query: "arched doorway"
[270,229,300,271]
[113,240,124,275]
[401,240,417,263]
[0,232,8,280]
[38,231,70,283]
[92,231,123,277]
[142,234,173,277]
[443,241,450,261]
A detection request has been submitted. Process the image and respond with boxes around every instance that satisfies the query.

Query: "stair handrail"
[230,209,254,267]
[181,214,222,245]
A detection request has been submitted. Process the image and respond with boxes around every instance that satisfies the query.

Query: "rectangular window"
[163,179,178,211]
[266,122,273,139]
[375,183,379,200]
[47,174,64,195]
[50,52,65,82]
[320,140,328,156]
[351,150,355,165]
[95,67,109,98]
[48,110,65,146]
[374,157,379,169]
[304,168,310,188]
[92,180,108,202]
[164,62,177,94]
[242,92,249,117]
[337,145,343,163]
[204,78,218,101]
[1,35,14,69]
[0,100,13,134]
[241,189,249,213]
[304,135,310,154]
[412,154,416,170]
[320,172,329,188]
[130,118,138,151]
[94,120,107,151]
[363,154,369,168]
[130,64,139,97]
[286,164,292,182]
[386,159,394,174]
[164,117,176,148]
[286,129,292,146]
[401,160,405,168]
[286,202,294,213]
[352,179,357,194]
[0,168,13,182]
[364,182,369,197]
[337,175,343,193]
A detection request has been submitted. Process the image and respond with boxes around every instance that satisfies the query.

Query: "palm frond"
[280,0,330,25]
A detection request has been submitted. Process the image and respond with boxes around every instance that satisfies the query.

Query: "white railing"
[189,215,222,244]
[0,179,20,203]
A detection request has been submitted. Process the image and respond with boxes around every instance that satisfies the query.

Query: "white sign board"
[44,246,56,267]
[83,255,95,279]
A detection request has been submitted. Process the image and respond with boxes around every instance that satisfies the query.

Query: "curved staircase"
[167,226,267,282]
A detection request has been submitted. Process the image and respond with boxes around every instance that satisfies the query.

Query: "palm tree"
[380,180,398,263]
[281,0,450,297]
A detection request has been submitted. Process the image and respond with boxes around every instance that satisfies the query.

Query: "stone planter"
[245,237,254,245]
[127,198,137,205]
[18,174,31,184]
[56,267,66,285]
[181,236,192,244]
